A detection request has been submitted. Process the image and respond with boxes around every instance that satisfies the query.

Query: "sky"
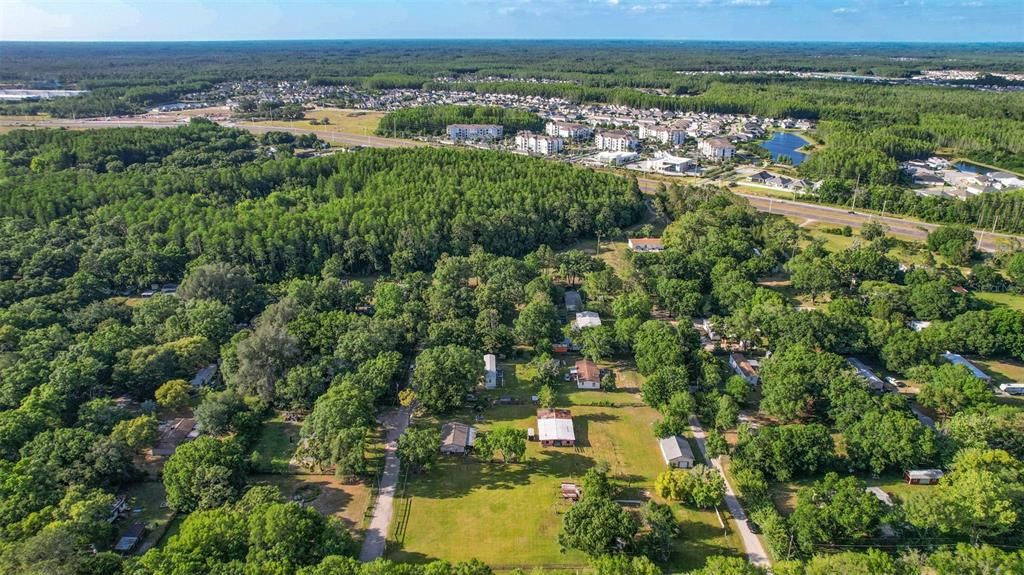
[2,0,1023,43]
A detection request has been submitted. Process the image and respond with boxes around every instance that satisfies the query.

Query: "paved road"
[636,177,1023,253]
[688,415,771,569]
[359,403,413,562]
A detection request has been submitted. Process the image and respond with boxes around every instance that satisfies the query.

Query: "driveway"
[688,415,771,568]
[358,404,413,562]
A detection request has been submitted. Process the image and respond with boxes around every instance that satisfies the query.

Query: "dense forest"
[375,105,544,137]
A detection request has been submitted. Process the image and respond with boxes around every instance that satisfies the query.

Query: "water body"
[952,160,993,174]
[760,132,809,166]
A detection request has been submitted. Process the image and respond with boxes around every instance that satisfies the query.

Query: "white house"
[446,124,503,142]
[574,311,602,330]
[595,130,639,152]
[659,436,696,468]
[698,137,736,160]
[573,359,602,390]
[515,131,564,155]
[941,351,992,382]
[628,238,665,252]
[729,353,759,385]
[846,357,886,392]
[537,409,575,447]
[483,354,498,389]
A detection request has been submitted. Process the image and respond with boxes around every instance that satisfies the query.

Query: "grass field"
[252,417,302,473]
[970,357,1024,385]
[251,107,384,136]
[976,291,1024,312]
[387,357,743,571]
[250,474,373,530]
[119,481,175,553]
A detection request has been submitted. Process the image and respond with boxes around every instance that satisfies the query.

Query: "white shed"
[659,436,696,469]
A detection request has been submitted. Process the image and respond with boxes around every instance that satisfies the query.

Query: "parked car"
[746,519,761,534]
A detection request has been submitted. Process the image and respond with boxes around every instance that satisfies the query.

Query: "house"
[905,469,944,485]
[561,482,582,501]
[546,121,592,141]
[595,129,638,152]
[941,351,992,382]
[698,137,736,160]
[537,409,575,447]
[114,523,146,554]
[149,417,197,457]
[909,320,932,332]
[749,171,773,184]
[729,353,760,385]
[564,290,583,312]
[659,436,696,468]
[627,238,665,252]
[446,124,503,142]
[574,311,602,330]
[483,354,499,389]
[573,359,602,390]
[190,363,218,388]
[846,357,886,392]
[440,422,477,455]
[515,131,564,155]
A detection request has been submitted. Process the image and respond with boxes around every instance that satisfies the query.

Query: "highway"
[5,115,1021,252]
[635,177,1022,253]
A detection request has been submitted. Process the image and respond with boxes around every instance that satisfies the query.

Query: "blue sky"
[2,0,1022,43]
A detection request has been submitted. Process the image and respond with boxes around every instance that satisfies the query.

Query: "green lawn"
[387,358,743,571]
[771,474,927,516]
[252,417,302,473]
[119,481,175,554]
[976,291,1024,312]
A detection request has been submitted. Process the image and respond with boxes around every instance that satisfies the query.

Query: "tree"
[1007,252,1024,286]
[688,556,766,575]
[413,345,482,413]
[330,426,369,478]
[537,384,556,408]
[633,321,685,376]
[843,409,937,474]
[655,465,724,509]
[582,465,613,500]
[110,415,159,452]
[758,345,847,422]
[801,549,905,575]
[591,555,661,575]
[558,496,638,557]
[397,427,440,473]
[705,430,729,459]
[918,364,994,418]
[514,297,561,346]
[715,394,739,430]
[641,366,689,409]
[789,473,884,554]
[155,379,191,410]
[475,426,526,463]
[724,375,750,405]
[927,224,976,266]
[734,423,834,482]
[860,221,886,241]
[163,436,246,512]
[654,391,695,437]
[927,543,1024,575]
[195,389,249,436]
[577,325,614,362]
[301,379,375,467]
[612,291,652,321]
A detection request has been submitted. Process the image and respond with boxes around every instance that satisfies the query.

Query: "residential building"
[446,124,503,142]
[190,363,218,388]
[515,131,564,155]
[546,121,592,141]
[659,436,696,468]
[846,357,886,392]
[149,417,197,457]
[114,523,147,554]
[483,354,498,389]
[573,359,602,390]
[595,129,638,152]
[729,353,760,385]
[564,290,583,312]
[573,311,602,330]
[440,422,477,455]
[537,408,575,447]
[698,137,736,160]
[640,124,686,146]
[627,237,665,252]
[904,469,944,485]
[941,351,992,382]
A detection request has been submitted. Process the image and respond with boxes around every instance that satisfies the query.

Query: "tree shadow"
[572,411,619,448]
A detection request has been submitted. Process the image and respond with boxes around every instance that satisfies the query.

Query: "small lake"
[952,161,993,174]
[760,132,809,166]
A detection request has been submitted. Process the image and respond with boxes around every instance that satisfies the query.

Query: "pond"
[760,132,809,166]
[952,160,992,174]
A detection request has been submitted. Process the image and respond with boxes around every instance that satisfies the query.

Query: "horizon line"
[2,38,1023,45]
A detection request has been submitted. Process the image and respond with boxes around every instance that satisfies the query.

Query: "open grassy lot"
[977,291,1024,312]
[250,474,373,531]
[252,107,384,135]
[770,474,925,515]
[387,357,743,571]
[251,417,302,473]
[970,357,1024,386]
[118,481,175,554]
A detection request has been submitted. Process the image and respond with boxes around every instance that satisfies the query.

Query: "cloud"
[729,0,771,5]
[832,6,860,13]
[607,0,620,5]
[961,1,983,6]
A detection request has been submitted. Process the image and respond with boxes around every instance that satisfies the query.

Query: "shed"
[564,290,583,312]
[904,469,944,485]
[439,422,477,455]
[659,436,696,468]
[483,354,498,389]
[114,523,146,554]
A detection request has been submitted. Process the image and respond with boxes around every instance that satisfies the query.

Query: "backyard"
[386,357,744,571]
